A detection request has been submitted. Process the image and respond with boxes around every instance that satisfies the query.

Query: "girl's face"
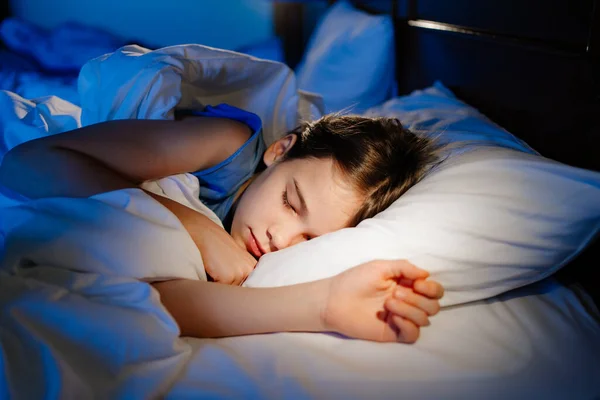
[229,135,363,258]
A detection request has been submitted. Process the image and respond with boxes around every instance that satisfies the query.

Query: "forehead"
[278,157,363,234]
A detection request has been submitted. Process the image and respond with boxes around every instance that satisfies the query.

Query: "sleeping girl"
[0,104,444,344]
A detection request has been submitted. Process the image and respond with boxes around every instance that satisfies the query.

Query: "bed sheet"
[170,277,600,399]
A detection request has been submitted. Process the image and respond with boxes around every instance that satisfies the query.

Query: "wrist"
[311,277,335,333]
[265,278,332,334]
[144,190,216,251]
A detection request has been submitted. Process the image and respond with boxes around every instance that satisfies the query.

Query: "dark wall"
[1,2,10,22]
[390,0,599,172]
[289,0,599,170]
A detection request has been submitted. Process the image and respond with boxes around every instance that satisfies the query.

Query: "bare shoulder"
[179,116,252,165]
[220,119,253,155]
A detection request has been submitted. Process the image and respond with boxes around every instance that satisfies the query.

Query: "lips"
[247,229,264,258]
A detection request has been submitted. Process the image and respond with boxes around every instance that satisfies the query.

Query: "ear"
[263,134,297,167]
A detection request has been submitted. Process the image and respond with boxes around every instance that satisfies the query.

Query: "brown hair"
[281,114,441,227]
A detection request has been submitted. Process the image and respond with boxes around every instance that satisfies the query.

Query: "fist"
[201,225,258,285]
[324,259,444,343]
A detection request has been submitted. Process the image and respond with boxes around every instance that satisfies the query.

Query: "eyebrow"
[293,178,309,215]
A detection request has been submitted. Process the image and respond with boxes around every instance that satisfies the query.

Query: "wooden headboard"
[274,0,600,301]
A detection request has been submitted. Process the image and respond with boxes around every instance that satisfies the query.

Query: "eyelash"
[282,190,296,214]
[282,189,311,241]
[281,190,312,240]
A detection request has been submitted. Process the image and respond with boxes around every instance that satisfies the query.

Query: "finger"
[212,269,237,286]
[385,297,430,327]
[381,313,401,343]
[397,278,414,288]
[243,259,258,276]
[414,279,445,300]
[236,266,254,286]
[391,316,420,344]
[219,275,236,286]
[232,268,251,286]
[383,260,429,281]
[393,286,441,316]
[231,275,243,286]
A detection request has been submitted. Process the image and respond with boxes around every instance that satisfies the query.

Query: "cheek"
[248,179,278,210]
[236,169,283,222]
[236,185,268,222]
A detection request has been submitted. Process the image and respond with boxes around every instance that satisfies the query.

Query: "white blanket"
[1,43,322,160]
[1,187,209,281]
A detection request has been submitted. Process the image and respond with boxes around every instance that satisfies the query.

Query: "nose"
[267,225,308,252]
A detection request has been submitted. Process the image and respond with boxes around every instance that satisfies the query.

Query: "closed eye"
[282,190,297,214]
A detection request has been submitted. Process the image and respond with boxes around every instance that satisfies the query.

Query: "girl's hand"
[145,190,256,285]
[323,260,444,344]
[191,217,258,285]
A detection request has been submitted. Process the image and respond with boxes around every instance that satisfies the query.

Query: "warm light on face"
[229,157,362,258]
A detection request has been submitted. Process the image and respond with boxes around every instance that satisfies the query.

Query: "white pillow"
[244,83,600,306]
[295,1,395,114]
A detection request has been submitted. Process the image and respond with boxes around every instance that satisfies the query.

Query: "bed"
[1,1,599,399]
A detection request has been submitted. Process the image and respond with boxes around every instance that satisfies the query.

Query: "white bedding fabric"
[174,279,600,400]
[2,265,598,399]
[1,186,210,282]
[0,44,599,399]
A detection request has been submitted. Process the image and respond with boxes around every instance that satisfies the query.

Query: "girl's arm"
[0,117,250,199]
[0,115,257,284]
[153,259,444,343]
[154,277,329,338]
